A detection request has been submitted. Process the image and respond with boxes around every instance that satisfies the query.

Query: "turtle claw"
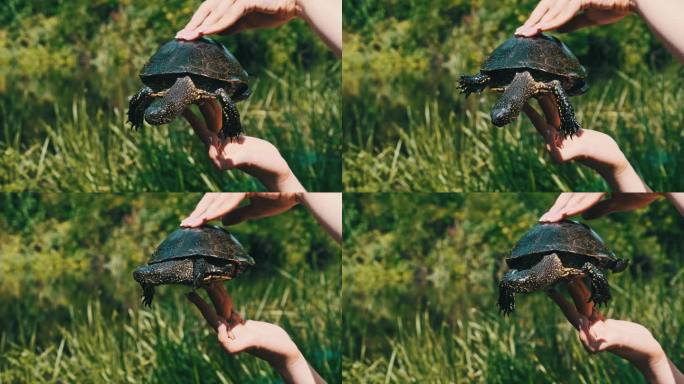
[582,262,611,306]
[497,282,516,315]
[458,73,490,98]
[141,284,155,307]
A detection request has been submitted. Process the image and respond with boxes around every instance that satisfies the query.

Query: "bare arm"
[298,0,342,58]
[635,0,684,63]
[298,193,342,243]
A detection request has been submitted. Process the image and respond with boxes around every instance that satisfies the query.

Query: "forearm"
[664,193,684,217]
[297,0,342,58]
[599,161,650,193]
[273,351,326,384]
[634,355,681,384]
[634,0,684,63]
[298,193,342,243]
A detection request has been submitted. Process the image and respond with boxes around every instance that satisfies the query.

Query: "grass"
[342,273,684,383]
[0,267,341,383]
[343,68,684,191]
[1,66,341,192]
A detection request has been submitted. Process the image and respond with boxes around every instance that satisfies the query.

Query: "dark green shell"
[149,225,254,266]
[508,220,615,262]
[140,37,248,85]
[482,34,587,80]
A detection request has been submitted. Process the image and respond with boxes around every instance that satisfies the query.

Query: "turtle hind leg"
[215,88,242,141]
[549,80,581,138]
[128,87,154,130]
[458,72,490,98]
[192,258,210,289]
[582,262,611,306]
[141,284,155,307]
[497,281,516,316]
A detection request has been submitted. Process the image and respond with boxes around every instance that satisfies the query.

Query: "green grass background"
[0,193,341,383]
[343,193,684,382]
[0,0,340,192]
[343,0,684,191]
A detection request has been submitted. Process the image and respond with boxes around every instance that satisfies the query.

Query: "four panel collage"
[1,0,683,383]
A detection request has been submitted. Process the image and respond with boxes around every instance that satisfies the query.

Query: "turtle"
[459,33,587,137]
[127,37,251,140]
[133,225,255,307]
[497,220,627,315]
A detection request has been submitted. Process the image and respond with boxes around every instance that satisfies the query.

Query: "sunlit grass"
[0,267,341,383]
[1,66,341,192]
[343,67,684,192]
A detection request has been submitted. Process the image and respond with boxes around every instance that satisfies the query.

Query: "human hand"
[539,192,660,222]
[515,0,634,37]
[522,96,648,192]
[183,102,304,192]
[176,0,301,40]
[181,192,299,228]
[186,283,311,379]
[547,280,681,383]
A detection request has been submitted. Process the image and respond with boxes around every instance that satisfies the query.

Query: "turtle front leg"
[215,88,242,141]
[547,80,580,138]
[458,72,490,98]
[141,284,155,307]
[582,262,611,306]
[128,86,154,130]
[498,280,516,315]
[491,71,537,127]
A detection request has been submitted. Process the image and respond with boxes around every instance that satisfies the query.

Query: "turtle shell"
[508,220,615,262]
[149,225,254,266]
[140,37,248,85]
[481,33,586,79]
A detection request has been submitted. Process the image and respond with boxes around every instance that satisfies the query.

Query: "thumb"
[218,322,250,354]
[581,198,615,220]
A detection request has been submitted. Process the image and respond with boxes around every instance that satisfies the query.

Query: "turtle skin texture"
[459,33,587,137]
[497,220,627,315]
[133,225,254,307]
[127,37,250,140]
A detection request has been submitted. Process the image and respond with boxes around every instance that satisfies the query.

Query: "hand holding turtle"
[183,101,305,192]
[187,283,325,383]
[539,192,661,222]
[180,192,299,228]
[516,0,684,62]
[548,280,684,383]
[176,0,342,58]
[522,96,649,192]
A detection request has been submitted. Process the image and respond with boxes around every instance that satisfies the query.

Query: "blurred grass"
[0,193,341,382]
[342,0,684,191]
[0,0,340,191]
[342,193,684,382]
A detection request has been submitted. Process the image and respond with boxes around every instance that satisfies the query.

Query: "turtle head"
[491,71,537,127]
[144,76,199,125]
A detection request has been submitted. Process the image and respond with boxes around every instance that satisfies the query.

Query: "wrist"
[273,170,306,192]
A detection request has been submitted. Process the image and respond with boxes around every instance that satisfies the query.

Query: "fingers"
[567,279,593,317]
[181,193,248,227]
[537,0,580,32]
[199,100,222,140]
[537,95,561,128]
[547,289,582,329]
[522,103,550,137]
[539,192,605,222]
[205,282,235,319]
[177,0,222,40]
[183,108,213,147]
[516,0,583,36]
[187,291,223,330]
[516,0,555,36]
